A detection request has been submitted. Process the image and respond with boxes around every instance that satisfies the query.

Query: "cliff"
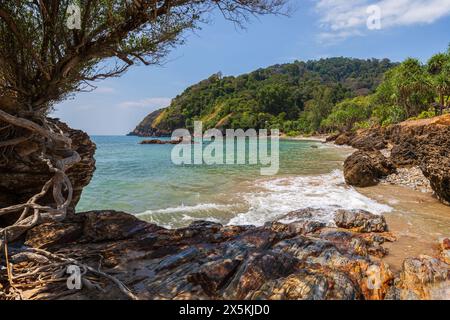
[127,108,171,137]
[333,114,450,205]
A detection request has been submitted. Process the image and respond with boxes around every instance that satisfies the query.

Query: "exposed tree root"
[0,109,138,300]
[2,246,139,300]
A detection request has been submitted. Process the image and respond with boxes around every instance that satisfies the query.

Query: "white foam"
[228,170,392,226]
[136,203,232,228]
[138,203,234,215]
[137,170,392,229]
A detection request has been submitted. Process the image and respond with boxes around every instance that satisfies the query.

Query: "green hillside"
[130,57,397,136]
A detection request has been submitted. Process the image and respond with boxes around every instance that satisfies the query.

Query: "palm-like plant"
[427,52,450,114]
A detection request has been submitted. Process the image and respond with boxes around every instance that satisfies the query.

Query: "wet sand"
[358,184,450,272]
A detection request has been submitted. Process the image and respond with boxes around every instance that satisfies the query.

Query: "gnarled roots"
[0,110,137,300]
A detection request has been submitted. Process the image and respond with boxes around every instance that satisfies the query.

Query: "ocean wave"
[136,203,233,228]
[138,203,234,215]
[228,170,393,226]
[137,170,392,229]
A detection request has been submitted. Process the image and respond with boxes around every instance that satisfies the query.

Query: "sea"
[76,136,392,229]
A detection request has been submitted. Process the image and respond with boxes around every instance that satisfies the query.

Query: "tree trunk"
[439,93,445,115]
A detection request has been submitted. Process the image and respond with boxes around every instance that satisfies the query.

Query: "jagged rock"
[348,128,387,151]
[25,221,83,249]
[334,132,354,145]
[341,115,450,205]
[7,210,397,300]
[334,209,388,233]
[390,140,419,166]
[55,120,97,208]
[82,210,152,242]
[344,150,396,187]
[385,255,449,300]
[389,118,450,204]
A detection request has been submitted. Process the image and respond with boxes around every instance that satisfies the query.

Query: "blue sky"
[53,0,450,135]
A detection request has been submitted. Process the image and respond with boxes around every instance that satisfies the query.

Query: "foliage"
[137,46,450,136]
[321,96,372,132]
[143,57,396,134]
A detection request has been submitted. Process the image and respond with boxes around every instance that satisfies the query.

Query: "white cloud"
[118,97,172,109]
[315,0,450,42]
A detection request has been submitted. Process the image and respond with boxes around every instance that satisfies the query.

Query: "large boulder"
[344,150,396,187]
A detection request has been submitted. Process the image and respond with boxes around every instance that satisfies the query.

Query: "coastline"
[2,119,449,300]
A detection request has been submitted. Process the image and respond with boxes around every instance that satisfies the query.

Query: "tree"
[0,1,288,248]
[321,96,372,132]
[302,85,334,132]
[375,59,433,118]
[256,83,298,117]
[427,52,450,114]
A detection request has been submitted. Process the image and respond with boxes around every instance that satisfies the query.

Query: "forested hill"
[129,57,396,136]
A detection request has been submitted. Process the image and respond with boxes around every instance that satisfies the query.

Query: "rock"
[334,132,354,145]
[0,118,96,222]
[25,221,83,249]
[140,139,183,145]
[82,210,151,242]
[0,119,95,228]
[334,209,388,233]
[277,208,319,221]
[9,210,397,300]
[439,238,450,264]
[348,128,387,151]
[325,133,340,143]
[390,140,419,166]
[420,153,450,205]
[344,150,396,187]
[56,120,97,208]
[337,115,450,205]
[386,255,449,300]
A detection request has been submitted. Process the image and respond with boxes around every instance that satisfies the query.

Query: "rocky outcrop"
[139,139,192,145]
[344,150,396,187]
[332,128,387,151]
[337,115,450,205]
[0,119,96,226]
[1,209,408,300]
[2,210,448,300]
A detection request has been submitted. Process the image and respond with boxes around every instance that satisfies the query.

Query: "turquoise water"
[77,136,392,228]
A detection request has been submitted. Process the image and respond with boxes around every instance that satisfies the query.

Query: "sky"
[52,0,450,135]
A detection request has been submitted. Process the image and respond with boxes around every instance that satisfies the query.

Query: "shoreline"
[3,120,449,300]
